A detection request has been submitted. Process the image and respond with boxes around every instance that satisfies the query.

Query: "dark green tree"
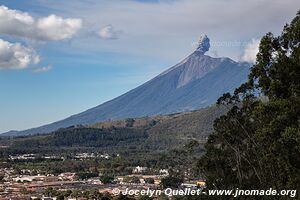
[56,194,64,200]
[144,177,155,184]
[139,196,153,200]
[100,175,114,184]
[125,118,135,127]
[131,176,141,184]
[116,194,135,200]
[160,176,183,189]
[200,10,300,199]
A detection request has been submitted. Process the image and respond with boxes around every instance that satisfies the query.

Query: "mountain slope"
[1,105,228,152]
[2,35,250,136]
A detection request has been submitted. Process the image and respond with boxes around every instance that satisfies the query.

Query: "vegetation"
[125,118,135,127]
[0,105,224,176]
[160,176,183,189]
[77,172,99,180]
[100,175,115,184]
[44,187,110,199]
[123,176,141,184]
[0,105,225,153]
[201,11,300,199]
[144,178,155,184]
[11,127,148,149]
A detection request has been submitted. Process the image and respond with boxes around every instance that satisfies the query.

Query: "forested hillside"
[0,105,227,154]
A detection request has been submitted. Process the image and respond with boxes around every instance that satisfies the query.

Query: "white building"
[159,169,169,176]
[132,166,148,173]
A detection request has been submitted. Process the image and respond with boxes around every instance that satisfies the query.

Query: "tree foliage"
[201,11,300,199]
[160,176,183,189]
[100,175,114,184]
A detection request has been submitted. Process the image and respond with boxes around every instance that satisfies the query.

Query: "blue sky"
[0,0,300,133]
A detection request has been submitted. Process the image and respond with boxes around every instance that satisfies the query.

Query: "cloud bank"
[36,15,82,41]
[1,0,300,69]
[45,0,300,61]
[0,5,82,70]
[0,39,39,69]
[0,6,82,41]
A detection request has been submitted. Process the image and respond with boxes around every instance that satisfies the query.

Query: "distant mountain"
[2,35,250,136]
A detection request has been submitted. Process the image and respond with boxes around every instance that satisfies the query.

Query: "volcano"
[3,35,250,136]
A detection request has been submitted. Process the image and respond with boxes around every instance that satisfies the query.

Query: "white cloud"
[36,15,82,41]
[31,65,52,73]
[1,1,299,64]
[0,39,39,69]
[0,5,82,70]
[240,39,260,63]
[0,5,34,38]
[0,6,82,41]
[97,25,121,40]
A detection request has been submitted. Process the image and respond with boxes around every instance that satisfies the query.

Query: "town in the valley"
[0,153,205,200]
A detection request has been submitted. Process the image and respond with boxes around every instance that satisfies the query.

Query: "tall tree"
[200,11,300,199]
